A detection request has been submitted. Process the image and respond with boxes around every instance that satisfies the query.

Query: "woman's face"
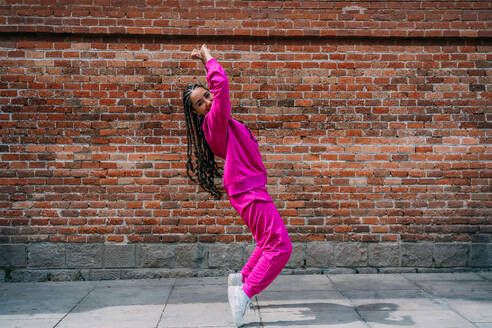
[189,87,213,116]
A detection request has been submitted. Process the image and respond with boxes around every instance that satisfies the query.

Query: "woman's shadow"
[243,301,415,327]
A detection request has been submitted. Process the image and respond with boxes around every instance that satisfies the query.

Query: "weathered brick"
[136,244,176,268]
[28,243,65,268]
[208,244,243,270]
[434,243,469,268]
[368,243,399,267]
[104,244,135,268]
[335,243,367,267]
[401,243,433,267]
[285,243,306,268]
[306,242,334,267]
[0,244,26,267]
[67,244,103,268]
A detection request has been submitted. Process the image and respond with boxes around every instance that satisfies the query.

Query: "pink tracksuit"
[202,58,292,298]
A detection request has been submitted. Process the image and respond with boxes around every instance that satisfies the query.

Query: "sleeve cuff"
[205,57,217,71]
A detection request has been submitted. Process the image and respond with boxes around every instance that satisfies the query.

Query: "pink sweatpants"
[229,185,292,298]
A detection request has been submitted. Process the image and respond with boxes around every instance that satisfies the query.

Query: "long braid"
[183,83,224,199]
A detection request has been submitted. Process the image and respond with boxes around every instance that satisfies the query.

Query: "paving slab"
[477,272,492,281]
[342,289,449,311]
[262,274,335,292]
[257,290,353,309]
[259,308,369,328]
[256,288,359,327]
[59,306,166,328]
[402,272,485,281]
[0,282,92,319]
[412,280,492,299]
[57,284,172,328]
[174,276,226,287]
[0,318,60,328]
[445,298,492,323]
[329,274,418,291]
[359,309,476,328]
[1,273,491,328]
[159,283,259,327]
[87,278,175,288]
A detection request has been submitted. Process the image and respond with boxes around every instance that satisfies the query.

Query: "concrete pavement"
[1,272,491,328]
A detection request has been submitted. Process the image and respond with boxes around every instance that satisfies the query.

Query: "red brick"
[0,2,488,248]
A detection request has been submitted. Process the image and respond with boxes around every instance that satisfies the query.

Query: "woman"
[183,44,292,327]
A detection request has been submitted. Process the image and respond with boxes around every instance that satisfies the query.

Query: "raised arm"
[192,44,231,133]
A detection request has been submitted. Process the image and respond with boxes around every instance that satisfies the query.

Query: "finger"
[191,49,201,58]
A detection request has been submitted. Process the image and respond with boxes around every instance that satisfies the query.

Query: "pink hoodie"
[202,58,268,196]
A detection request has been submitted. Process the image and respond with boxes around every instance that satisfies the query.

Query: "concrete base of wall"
[1,242,491,282]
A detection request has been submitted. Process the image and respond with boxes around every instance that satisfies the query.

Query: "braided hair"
[183,83,224,199]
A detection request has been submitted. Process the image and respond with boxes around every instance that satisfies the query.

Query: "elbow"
[211,77,228,91]
[208,71,229,90]
[210,82,230,99]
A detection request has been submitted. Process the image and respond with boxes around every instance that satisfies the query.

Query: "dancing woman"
[183,44,292,327]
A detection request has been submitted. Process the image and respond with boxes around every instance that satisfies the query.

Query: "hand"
[191,44,213,65]
[199,44,211,59]
[191,48,202,60]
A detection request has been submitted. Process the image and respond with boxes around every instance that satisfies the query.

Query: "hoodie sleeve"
[201,58,230,159]
[204,58,231,134]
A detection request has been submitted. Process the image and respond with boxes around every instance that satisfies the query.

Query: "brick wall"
[0,1,491,280]
[1,0,490,38]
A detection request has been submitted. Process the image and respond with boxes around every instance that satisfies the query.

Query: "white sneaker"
[227,285,251,327]
[228,273,243,287]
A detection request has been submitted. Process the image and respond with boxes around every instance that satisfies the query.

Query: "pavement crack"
[399,273,479,328]
[325,274,372,328]
[155,278,176,328]
[253,295,264,327]
[52,285,95,328]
